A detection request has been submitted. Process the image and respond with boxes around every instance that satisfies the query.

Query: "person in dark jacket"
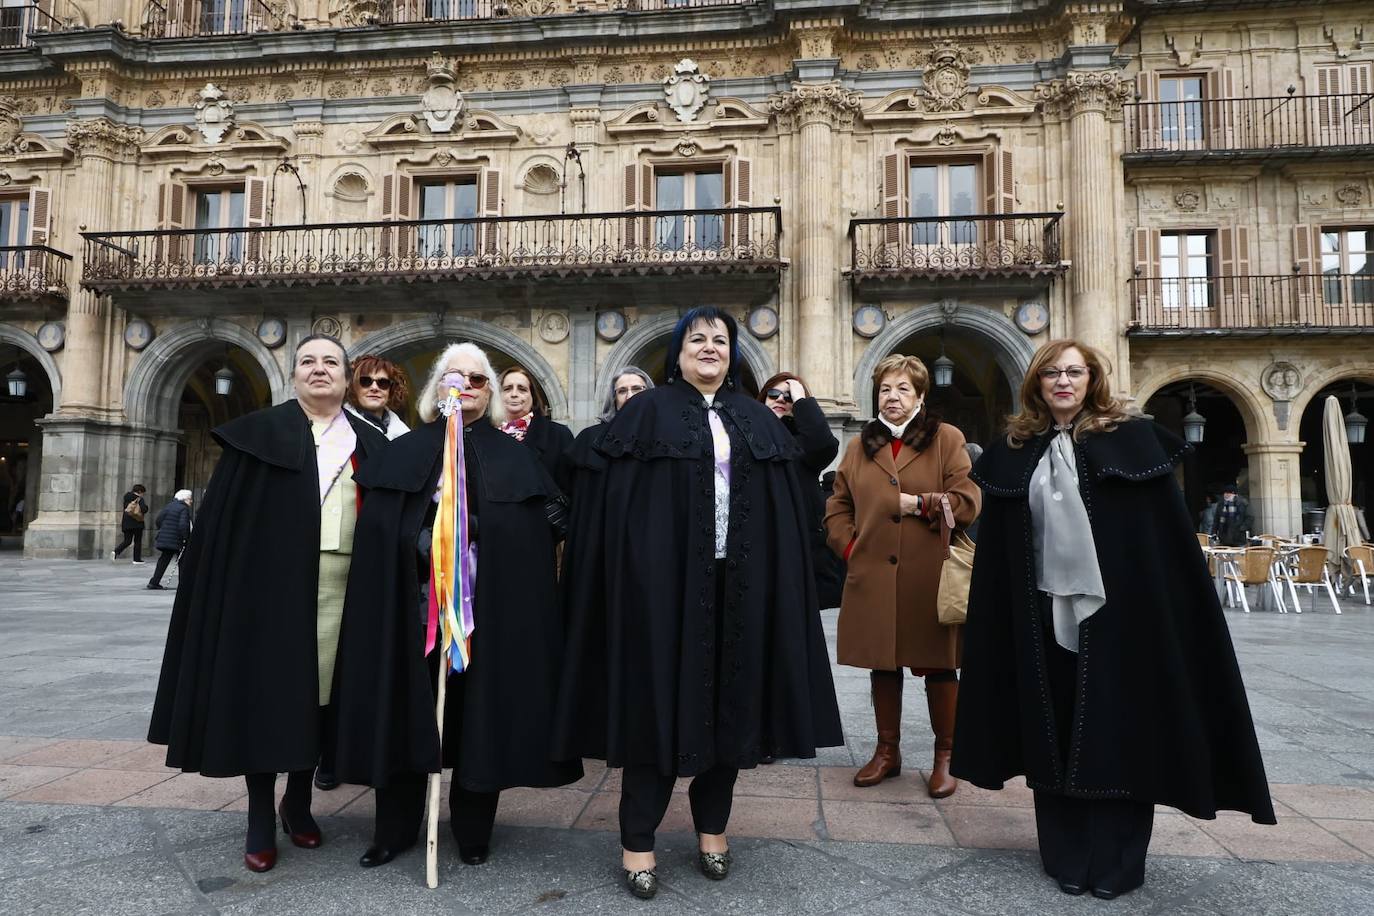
[756,372,841,610]
[497,365,574,493]
[112,484,149,564]
[1210,483,1253,546]
[952,339,1274,901]
[147,490,193,590]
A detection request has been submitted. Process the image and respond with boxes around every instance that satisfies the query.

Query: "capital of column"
[768,82,863,132]
[1034,69,1132,118]
[66,117,144,161]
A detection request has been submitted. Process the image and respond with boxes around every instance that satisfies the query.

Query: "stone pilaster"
[1242,441,1305,540]
[769,83,862,409]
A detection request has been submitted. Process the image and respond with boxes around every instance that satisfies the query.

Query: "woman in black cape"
[148,335,388,874]
[554,307,843,900]
[331,341,581,870]
[497,364,574,493]
[952,338,1275,900]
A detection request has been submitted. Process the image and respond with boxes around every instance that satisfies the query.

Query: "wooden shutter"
[379,172,414,259]
[1218,226,1237,316]
[27,187,50,247]
[725,156,752,255]
[1205,68,1236,150]
[1349,63,1373,139]
[480,168,502,257]
[1292,223,1322,310]
[157,180,186,263]
[881,152,902,246]
[244,176,266,263]
[1135,71,1160,150]
[1133,227,1160,315]
[1233,224,1252,314]
[1315,65,1342,143]
[623,162,652,251]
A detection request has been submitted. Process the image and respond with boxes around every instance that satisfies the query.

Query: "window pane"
[195,193,218,230]
[1351,230,1371,257]
[948,164,977,216]
[1186,233,1209,256]
[654,174,684,250]
[693,171,723,209]
[228,190,245,227]
[420,185,445,221]
[1188,255,1210,278]
[17,200,28,247]
[1160,234,1179,258]
[909,166,937,217]
[1323,252,1343,274]
[419,185,447,256]
[1321,231,1341,255]
[0,200,11,249]
[454,181,478,219]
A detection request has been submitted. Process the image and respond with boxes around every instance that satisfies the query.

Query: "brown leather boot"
[925,676,958,798]
[853,670,903,787]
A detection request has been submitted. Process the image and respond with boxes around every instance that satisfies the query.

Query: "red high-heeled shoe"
[244,848,277,873]
[278,801,322,849]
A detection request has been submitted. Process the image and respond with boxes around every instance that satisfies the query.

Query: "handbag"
[934,493,975,625]
[124,498,145,523]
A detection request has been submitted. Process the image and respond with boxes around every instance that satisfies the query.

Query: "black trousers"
[373,772,500,850]
[619,764,739,853]
[1034,596,1154,895]
[113,530,143,562]
[148,549,177,585]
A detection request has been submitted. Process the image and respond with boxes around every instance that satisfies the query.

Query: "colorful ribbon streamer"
[426,376,477,673]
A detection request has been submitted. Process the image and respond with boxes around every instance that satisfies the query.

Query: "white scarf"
[878,404,921,440]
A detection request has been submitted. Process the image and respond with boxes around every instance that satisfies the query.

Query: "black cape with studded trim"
[951,418,1276,824]
[552,380,844,776]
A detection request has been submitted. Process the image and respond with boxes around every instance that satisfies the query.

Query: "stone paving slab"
[3,557,1374,913]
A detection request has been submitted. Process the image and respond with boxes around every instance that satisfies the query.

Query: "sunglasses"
[443,371,489,391]
[358,376,393,391]
[765,388,794,404]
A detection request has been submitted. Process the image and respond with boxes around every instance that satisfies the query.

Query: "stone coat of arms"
[916,45,978,113]
[664,59,710,123]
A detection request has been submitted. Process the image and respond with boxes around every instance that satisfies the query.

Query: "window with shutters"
[652,167,724,252]
[0,196,30,271]
[0,5,29,48]
[1159,76,1206,144]
[1320,227,1374,306]
[1160,231,1215,310]
[908,160,979,245]
[192,187,246,263]
[417,178,479,257]
[1314,63,1374,146]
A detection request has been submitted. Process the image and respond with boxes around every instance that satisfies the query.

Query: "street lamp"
[1182,384,1207,444]
[213,365,234,397]
[6,367,26,398]
[1346,385,1368,445]
[932,330,954,389]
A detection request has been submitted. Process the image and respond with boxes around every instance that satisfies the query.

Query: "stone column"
[768,83,862,410]
[1243,441,1305,539]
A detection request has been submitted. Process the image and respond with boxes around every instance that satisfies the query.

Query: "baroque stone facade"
[0,0,1370,556]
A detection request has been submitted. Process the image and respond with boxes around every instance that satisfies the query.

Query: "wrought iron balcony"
[1,2,59,48]
[377,0,748,22]
[80,207,783,301]
[1129,274,1374,335]
[1124,94,1374,160]
[0,246,72,317]
[141,0,273,38]
[849,213,1065,292]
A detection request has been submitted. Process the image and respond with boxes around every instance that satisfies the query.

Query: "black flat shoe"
[359,842,412,868]
[625,868,657,900]
[458,843,489,865]
[1092,888,1122,900]
[313,769,339,791]
[145,583,165,590]
[1058,880,1087,896]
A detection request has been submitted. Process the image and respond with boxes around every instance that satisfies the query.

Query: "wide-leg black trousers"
[619,764,739,853]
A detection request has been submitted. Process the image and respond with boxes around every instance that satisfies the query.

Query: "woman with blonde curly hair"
[953,339,1274,899]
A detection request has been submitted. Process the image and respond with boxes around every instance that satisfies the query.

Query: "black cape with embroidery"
[331,417,582,793]
[147,400,388,777]
[553,381,844,776]
[951,419,1276,824]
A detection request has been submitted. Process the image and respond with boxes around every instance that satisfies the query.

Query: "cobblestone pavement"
[2,556,1373,914]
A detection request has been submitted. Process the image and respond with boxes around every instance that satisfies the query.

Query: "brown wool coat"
[824,422,981,672]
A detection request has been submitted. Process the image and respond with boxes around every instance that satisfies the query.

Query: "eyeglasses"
[1037,366,1089,381]
[765,388,794,403]
[445,371,488,391]
[614,385,647,397]
[358,375,393,391]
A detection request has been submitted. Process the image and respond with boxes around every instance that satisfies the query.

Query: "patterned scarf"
[1030,428,1106,653]
[501,414,532,442]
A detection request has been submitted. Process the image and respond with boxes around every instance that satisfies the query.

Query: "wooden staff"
[426,648,448,889]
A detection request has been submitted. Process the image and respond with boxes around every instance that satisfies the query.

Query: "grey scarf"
[1029,428,1106,653]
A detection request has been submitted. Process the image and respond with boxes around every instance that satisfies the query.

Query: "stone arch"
[852,303,1036,418]
[0,323,62,409]
[124,319,290,430]
[1132,364,1269,444]
[1289,365,1374,424]
[595,311,774,400]
[350,316,570,420]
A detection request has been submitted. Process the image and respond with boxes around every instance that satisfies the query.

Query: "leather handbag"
[934,493,975,626]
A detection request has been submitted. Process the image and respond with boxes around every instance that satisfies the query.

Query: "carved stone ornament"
[421,52,464,134]
[916,44,974,113]
[663,58,710,123]
[1336,183,1365,207]
[1034,70,1133,116]
[935,122,958,146]
[768,82,864,130]
[194,84,235,145]
[0,96,21,152]
[539,312,570,344]
[1174,187,1201,212]
[330,0,381,27]
[312,315,343,338]
[65,117,145,158]
[1260,361,1303,402]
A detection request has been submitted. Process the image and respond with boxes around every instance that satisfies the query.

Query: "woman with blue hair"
[554,307,843,899]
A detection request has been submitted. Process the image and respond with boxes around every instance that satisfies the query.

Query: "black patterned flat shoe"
[625,868,658,899]
[698,850,731,880]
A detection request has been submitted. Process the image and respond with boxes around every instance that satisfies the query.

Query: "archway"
[596,312,771,400]
[0,332,57,541]
[1294,378,1374,538]
[1145,380,1251,532]
[174,349,273,499]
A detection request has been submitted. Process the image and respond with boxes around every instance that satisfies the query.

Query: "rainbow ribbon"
[426,380,477,673]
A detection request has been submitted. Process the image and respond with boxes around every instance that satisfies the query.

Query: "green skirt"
[317,550,352,705]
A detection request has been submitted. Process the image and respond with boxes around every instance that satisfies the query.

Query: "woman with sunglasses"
[344,355,412,441]
[953,339,1274,899]
[332,342,581,870]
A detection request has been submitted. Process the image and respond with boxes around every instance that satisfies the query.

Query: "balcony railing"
[1,2,60,48]
[142,0,272,38]
[1124,94,1374,156]
[849,213,1065,280]
[377,0,746,22]
[1129,274,1374,333]
[80,207,783,292]
[0,246,71,300]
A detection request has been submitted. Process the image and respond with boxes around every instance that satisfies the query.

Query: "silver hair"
[417,342,505,425]
[599,366,655,423]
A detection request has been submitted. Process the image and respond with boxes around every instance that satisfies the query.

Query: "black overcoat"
[331,417,583,793]
[147,401,387,777]
[522,413,575,495]
[951,419,1276,824]
[781,398,842,608]
[553,381,844,776]
[120,492,148,532]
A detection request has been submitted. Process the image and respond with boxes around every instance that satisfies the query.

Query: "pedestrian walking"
[953,338,1275,900]
[344,353,412,441]
[147,334,389,875]
[112,484,149,564]
[498,365,574,492]
[824,354,980,798]
[1211,482,1253,546]
[554,307,843,900]
[331,342,581,871]
[146,490,192,590]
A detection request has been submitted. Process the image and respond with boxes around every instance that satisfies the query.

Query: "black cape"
[147,400,388,777]
[781,398,842,608]
[331,418,582,793]
[521,413,574,495]
[951,419,1276,824]
[553,381,844,776]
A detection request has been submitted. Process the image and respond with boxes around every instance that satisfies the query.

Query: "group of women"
[148,314,1275,902]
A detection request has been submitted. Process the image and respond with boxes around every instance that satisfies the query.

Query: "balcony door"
[908,161,978,247]
[0,196,30,270]
[1321,227,1373,308]
[417,179,479,258]
[1159,76,1206,147]
[199,0,252,34]
[193,187,245,264]
[653,168,724,252]
[1160,231,1215,310]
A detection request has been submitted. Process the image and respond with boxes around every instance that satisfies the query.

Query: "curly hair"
[347,354,410,413]
[1005,339,1130,447]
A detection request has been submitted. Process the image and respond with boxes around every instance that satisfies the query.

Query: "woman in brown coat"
[825,354,980,797]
